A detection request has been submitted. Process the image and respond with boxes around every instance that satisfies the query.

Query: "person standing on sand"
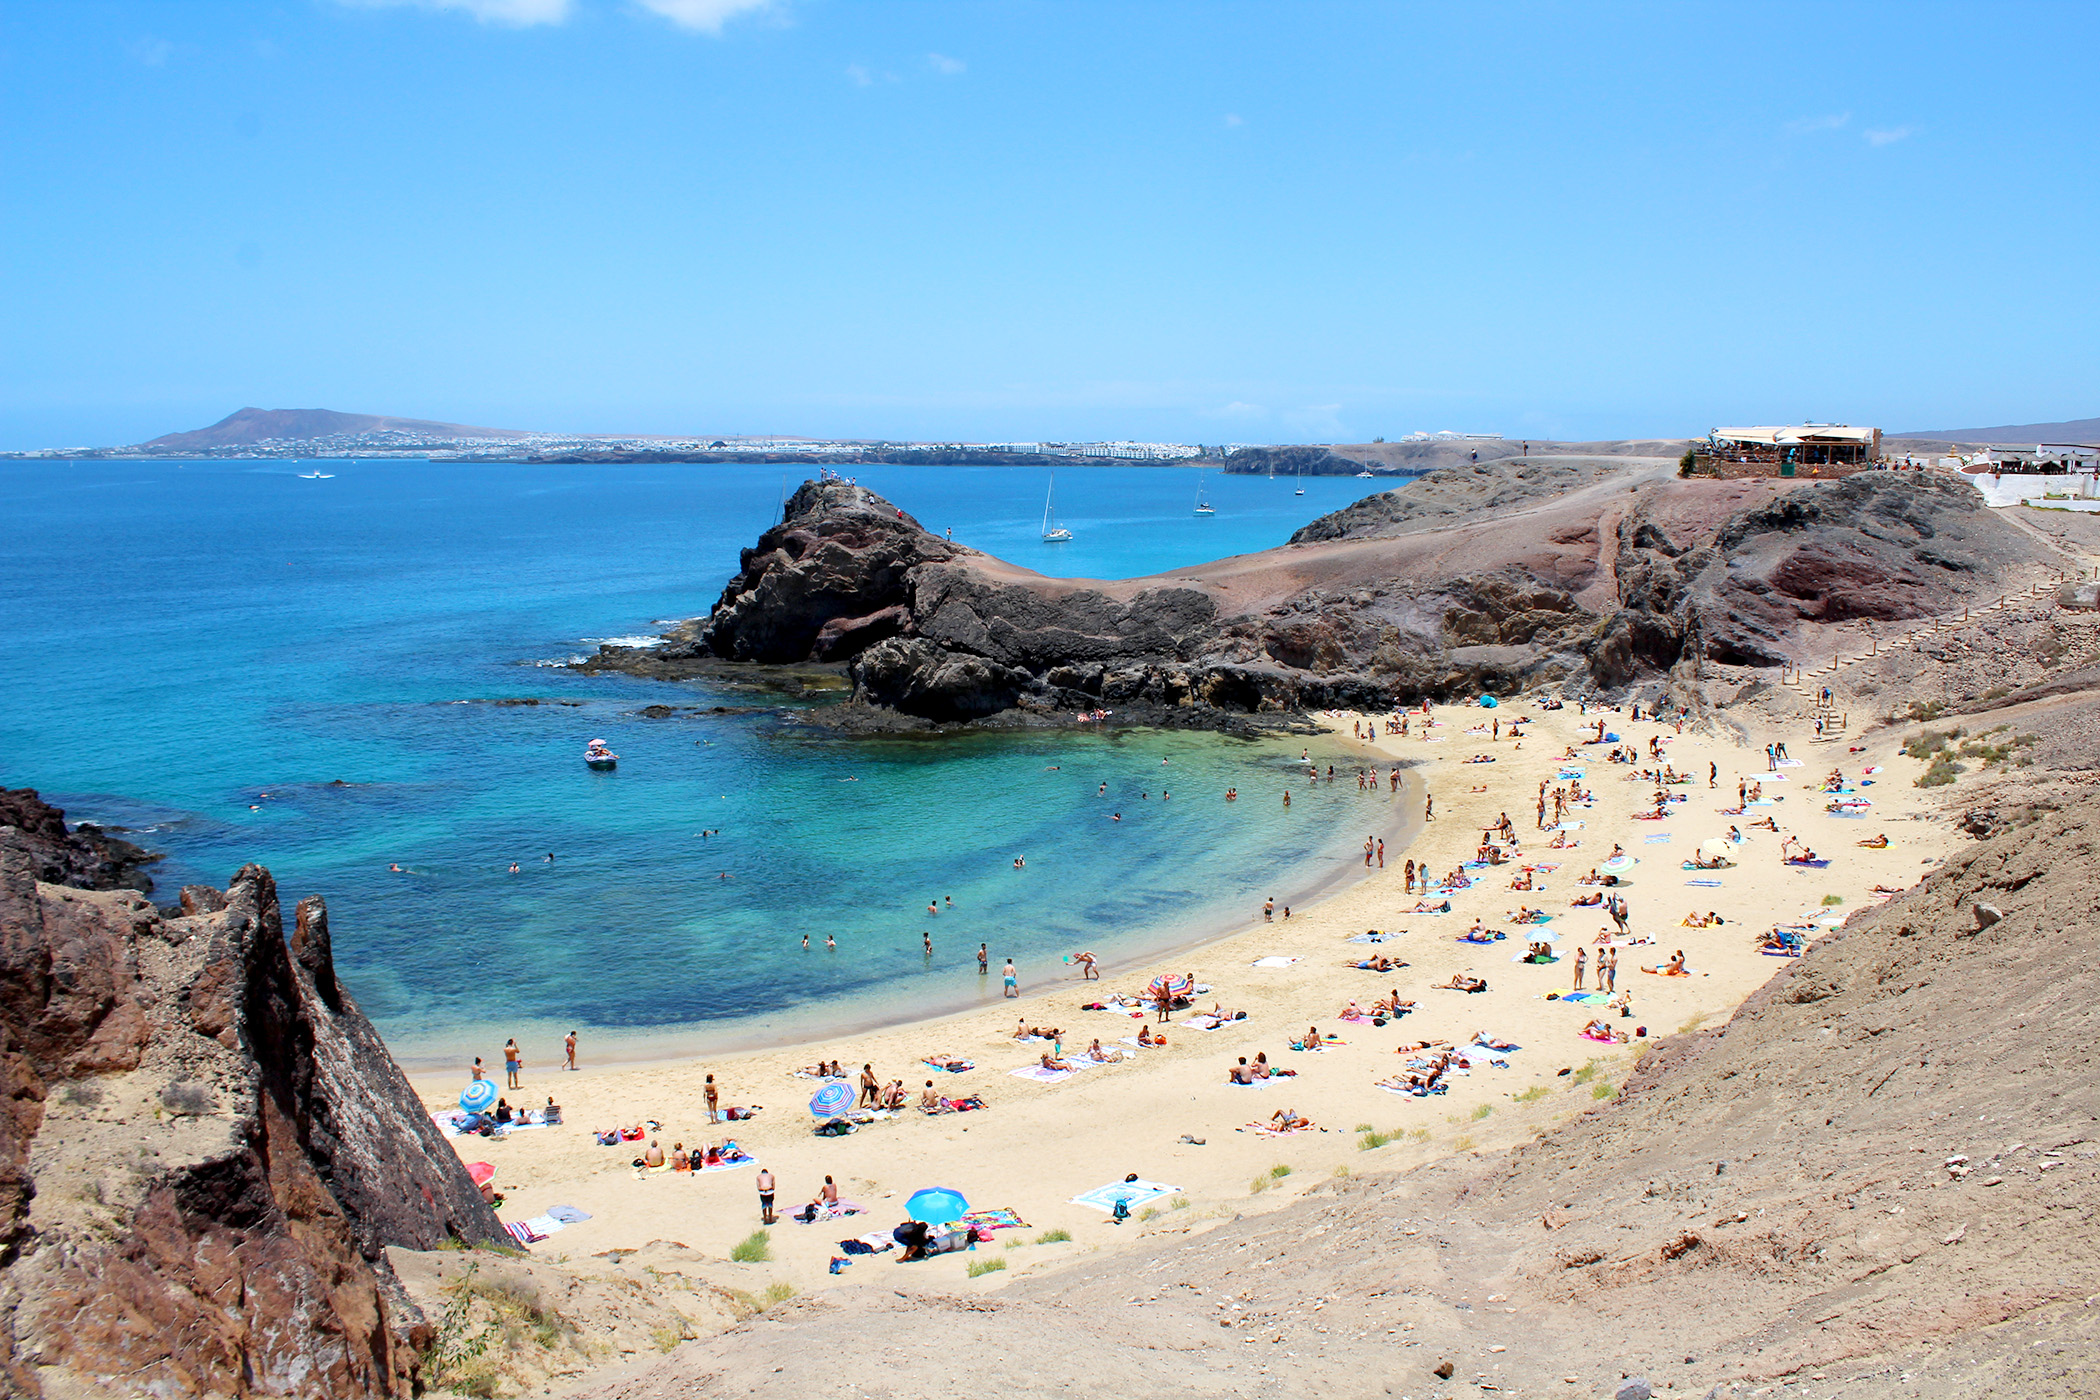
[470,1056,485,1082]
[1404,859,1416,893]
[858,1064,879,1107]
[1604,948,1618,993]
[705,1073,720,1123]
[1425,791,1434,821]
[503,1040,522,1088]
[1074,951,1098,980]
[1573,945,1587,990]
[1364,837,1375,867]
[1003,960,1018,997]
[564,1031,577,1072]
[756,1167,776,1225]
[1710,762,1718,790]
[978,942,988,975]
[1376,838,1385,868]
[1264,897,1274,922]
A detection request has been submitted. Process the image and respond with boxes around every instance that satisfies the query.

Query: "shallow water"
[0,459,1407,1067]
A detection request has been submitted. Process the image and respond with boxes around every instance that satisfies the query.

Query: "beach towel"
[1246,1121,1311,1136]
[962,1207,1029,1230]
[1071,1180,1178,1213]
[1557,821,1585,831]
[1346,931,1395,944]
[1251,956,1301,968]
[1643,834,1671,844]
[1777,758,1803,768]
[504,1221,546,1245]
[546,1205,590,1224]
[922,1058,975,1072]
[1548,990,1606,1004]
[1010,1065,1073,1083]
[1786,858,1831,869]
[522,1214,564,1237]
[1685,878,1725,887]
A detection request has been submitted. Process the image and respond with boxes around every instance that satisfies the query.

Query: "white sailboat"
[1294,463,1305,496]
[1193,469,1216,516]
[1041,474,1073,542]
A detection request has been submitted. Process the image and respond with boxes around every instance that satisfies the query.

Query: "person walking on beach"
[1424,791,1434,821]
[564,1031,577,1071]
[1002,960,1018,997]
[1611,894,1630,936]
[978,942,988,975]
[705,1073,720,1124]
[756,1167,776,1225]
[1710,762,1717,789]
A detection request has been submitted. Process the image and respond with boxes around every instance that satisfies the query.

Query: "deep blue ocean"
[0,459,1406,1067]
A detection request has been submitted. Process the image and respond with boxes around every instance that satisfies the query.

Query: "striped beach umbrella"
[460,1080,499,1114]
[808,1080,855,1119]
[1147,973,1191,998]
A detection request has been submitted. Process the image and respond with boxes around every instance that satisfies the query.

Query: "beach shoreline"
[381,727,1423,1074]
[405,697,1952,1330]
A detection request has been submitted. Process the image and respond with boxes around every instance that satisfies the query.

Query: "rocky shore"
[579,461,2060,731]
[0,791,504,1397]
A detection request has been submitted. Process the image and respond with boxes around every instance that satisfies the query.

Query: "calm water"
[0,459,1405,1067]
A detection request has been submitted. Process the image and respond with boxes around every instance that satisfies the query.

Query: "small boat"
[1041,474,1072,542]
[1294,463,1304,496]
[1193,470,1216,516]
[298,470,335,479]
[584,738,618,771]
[1354,469,1374,478]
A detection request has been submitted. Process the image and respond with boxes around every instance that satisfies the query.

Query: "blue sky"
[3,1,2095,448]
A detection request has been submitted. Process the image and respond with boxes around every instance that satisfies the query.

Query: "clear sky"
[3,1,2095,449]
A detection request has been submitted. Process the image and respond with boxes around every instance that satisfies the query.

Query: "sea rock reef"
[0,792,505,1398]
[0,787,161,893]
[583,464,2057,729]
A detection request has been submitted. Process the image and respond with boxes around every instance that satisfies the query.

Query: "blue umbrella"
[809,1080,855,1119]
[460,1080,499,1114]
[906,1187,970,1223]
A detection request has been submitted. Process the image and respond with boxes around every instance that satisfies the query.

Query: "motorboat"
[1041,474,1072,542]
[584,738,619,770]
[297,470,335,479]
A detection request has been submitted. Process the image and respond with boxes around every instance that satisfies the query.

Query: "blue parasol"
[808,1080,855,1119]
[906,1187,970,1223]
[460,1080,499,1114]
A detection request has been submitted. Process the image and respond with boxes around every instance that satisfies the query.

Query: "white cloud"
[1218,401,1266,419]
[338,0,574,24]
[1784,111,1851,136]
[635,0,774,31]
[1865,126,1914,147]
[846,63,872,86]
[927,52,965,75]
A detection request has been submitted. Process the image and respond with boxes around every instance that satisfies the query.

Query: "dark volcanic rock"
[0,826,505,1397]
[0,788,161,893]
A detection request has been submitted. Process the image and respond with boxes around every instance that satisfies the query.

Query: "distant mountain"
[139,407,534,450]
[1898,415,2100,444]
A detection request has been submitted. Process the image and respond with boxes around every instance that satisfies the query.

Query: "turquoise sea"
[0,459,1407,1067]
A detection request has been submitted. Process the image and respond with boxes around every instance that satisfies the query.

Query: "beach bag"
[1111,1198,1131,1225]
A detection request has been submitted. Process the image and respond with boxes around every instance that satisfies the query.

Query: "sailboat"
[1294,463,1305,496]
[1041,474,1073,542]
[1193,470,1216,516]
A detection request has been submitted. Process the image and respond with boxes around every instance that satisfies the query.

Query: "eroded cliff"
[0,794,505,1397]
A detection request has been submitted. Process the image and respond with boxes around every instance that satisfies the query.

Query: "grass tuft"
[1592,1081,1618,1100]
[728,1230,771,1264]
[1471,1103,1494,1121]
[967,1257,1006,1278]
[1034,1228,1071,1245]
[1512,1084,1551,1103]
[1268,1163,1291,1179]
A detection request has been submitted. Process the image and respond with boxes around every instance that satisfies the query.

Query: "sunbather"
[1437,973,1488,992]
[1858,833,1889,849]
[1269,1109,1311,1131]
[1472,1031,1517,1050]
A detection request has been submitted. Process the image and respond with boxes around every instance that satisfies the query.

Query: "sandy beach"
[410,698,1950,1305]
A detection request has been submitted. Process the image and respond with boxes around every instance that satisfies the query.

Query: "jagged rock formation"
[574,786,2100,1400]
[584,465,2056,728]
[0,787,160,893]
[0,798,505,1397]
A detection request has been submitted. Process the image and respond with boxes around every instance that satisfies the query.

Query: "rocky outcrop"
[582,464,2054,728]
[0,820,505,1397]
[0,788,160,893]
